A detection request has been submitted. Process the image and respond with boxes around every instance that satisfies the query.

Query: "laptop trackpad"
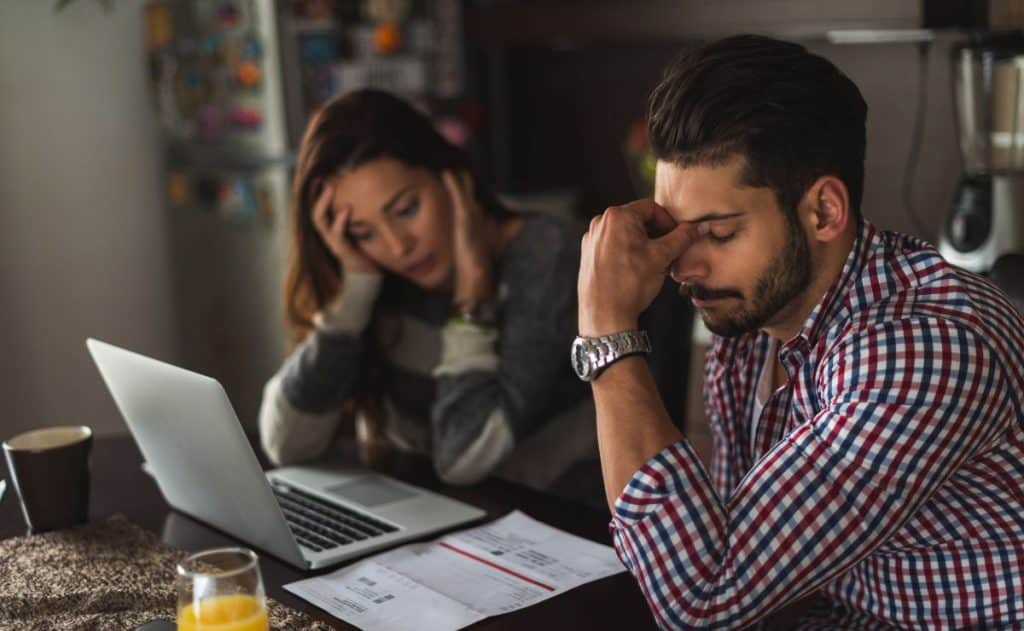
[325,476,416,508]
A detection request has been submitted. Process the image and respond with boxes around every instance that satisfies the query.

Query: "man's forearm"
[591,355,683,510]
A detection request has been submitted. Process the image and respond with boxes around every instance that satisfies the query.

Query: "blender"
[940,30,1024,272]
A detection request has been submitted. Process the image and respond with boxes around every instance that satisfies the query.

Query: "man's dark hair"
[647,34,867,217]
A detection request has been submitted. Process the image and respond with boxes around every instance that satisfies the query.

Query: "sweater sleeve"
[429,217,585,485]
[258,272,382,466]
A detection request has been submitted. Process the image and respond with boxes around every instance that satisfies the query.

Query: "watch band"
[571,330,651,382]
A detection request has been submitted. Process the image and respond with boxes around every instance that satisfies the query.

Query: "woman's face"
[328,158,454,290]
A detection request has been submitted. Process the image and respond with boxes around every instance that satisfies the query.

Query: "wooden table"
[0,434,657,630]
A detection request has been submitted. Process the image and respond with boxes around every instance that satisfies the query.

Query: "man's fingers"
[604,199,693,264]
[598,199,676,239]
[624,198,676,237]
[651,221,695,265]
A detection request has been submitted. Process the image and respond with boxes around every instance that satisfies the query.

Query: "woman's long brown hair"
[283,90,511,432]
[284,89,511,346]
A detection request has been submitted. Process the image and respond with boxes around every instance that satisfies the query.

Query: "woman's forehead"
[331,159,423,218]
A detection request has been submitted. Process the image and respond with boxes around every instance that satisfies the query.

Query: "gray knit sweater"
[259,214,590,486]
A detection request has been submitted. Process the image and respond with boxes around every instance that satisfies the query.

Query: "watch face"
[571,337,592,380]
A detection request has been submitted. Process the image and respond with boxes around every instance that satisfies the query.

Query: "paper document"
[285,510,625,630]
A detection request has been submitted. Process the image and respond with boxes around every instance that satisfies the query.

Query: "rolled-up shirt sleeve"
[609,318,1012,630]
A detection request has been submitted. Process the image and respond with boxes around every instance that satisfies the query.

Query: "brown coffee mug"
[2,426,93,533]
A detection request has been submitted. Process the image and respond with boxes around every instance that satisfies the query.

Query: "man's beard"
[680,216,811,338]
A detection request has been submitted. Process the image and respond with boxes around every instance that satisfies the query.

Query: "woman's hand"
[443,170,493,303]
[311,182,379,274]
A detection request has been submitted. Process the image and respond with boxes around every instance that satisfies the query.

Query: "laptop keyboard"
[271,482,399,553]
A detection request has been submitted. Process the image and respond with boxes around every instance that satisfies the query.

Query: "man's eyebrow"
[684,211,745,224]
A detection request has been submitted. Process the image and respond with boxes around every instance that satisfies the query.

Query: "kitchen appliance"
[940,30,1024,272]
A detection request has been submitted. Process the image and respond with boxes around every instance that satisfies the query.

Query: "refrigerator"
[141,0,468,431]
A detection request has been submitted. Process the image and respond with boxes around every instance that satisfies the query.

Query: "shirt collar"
[788,218,876,352]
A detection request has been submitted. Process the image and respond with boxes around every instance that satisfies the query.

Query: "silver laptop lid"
[86,338,306,568]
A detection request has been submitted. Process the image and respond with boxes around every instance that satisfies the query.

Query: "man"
[573,35,1024,629]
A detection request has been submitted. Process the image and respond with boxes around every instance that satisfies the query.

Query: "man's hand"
[578,199,694,336]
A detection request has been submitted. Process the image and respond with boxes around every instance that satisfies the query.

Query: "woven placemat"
[0,515,334,630]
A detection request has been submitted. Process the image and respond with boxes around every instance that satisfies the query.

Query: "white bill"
[285,510,625,631]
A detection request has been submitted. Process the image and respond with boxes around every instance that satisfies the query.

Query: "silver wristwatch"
[570,330,652,382]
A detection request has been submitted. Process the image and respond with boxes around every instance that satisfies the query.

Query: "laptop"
[86,338,486,570]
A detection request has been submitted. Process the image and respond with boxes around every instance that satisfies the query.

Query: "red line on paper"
[438,542,556,592]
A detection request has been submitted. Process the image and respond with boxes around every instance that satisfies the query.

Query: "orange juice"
[176,594,269,631]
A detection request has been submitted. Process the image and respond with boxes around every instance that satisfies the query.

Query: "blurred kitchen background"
[2,0,1022,446]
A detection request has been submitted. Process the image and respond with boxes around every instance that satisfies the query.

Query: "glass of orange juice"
[176,547,269,631]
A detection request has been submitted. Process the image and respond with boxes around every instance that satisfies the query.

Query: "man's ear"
[802,175,850,243]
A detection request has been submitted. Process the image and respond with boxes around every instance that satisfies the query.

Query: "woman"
[259,90,594,491]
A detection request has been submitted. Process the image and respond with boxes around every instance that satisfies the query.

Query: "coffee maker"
[940,31,1024,272]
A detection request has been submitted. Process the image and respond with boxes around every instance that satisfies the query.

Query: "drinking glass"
[175,547,269,631]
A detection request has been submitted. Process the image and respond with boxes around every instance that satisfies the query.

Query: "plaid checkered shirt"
[610,220,1024,629]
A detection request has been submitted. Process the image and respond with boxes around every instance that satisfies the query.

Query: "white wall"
[0,1,178,439]
[813,35,963,242]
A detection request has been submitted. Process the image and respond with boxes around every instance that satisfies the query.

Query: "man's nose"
[668,246,709,285]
